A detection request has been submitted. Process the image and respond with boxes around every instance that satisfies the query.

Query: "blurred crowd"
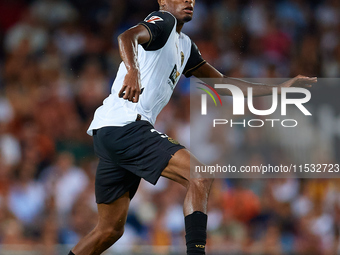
[0,0,339,254]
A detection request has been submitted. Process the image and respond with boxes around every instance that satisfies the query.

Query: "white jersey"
[87,11,205,135]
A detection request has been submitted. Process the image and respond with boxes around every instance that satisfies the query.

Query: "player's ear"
[158,0,166,9]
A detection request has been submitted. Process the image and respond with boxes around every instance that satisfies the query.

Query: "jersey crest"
[181,52,184,66]
[145,16,164,24]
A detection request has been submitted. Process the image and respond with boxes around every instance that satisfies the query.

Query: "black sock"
[68,251,75,255]
[185,211,207,255]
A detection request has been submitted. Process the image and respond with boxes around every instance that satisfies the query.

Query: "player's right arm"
[117,25,150,103]
[118,11,175,103]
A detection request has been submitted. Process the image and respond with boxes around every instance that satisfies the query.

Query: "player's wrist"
[126,66,140,73]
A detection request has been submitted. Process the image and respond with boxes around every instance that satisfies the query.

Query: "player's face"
[162,0,195,24]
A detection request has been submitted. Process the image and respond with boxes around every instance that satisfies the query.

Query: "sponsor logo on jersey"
[168,65,180,90]
[145,16,164,24]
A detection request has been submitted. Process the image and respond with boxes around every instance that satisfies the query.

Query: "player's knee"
[190,177,214,191]
[98,225,124,244]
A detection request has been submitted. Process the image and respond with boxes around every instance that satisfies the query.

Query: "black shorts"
[93,120,185,204]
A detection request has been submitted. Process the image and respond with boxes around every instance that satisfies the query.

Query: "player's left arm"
[191,62,317,97]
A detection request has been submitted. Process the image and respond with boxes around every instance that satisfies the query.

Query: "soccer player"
[68,0,316,254]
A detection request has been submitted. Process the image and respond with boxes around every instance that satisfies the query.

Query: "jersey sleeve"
[138,11,176,51]
[183,41,206,77]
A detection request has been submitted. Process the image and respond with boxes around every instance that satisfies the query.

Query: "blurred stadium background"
[0,0,340,254]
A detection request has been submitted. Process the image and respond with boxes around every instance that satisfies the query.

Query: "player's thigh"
[96,191,130,232]
[161,148,204,187]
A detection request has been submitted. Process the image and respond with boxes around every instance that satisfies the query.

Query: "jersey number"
[150,129,168,138]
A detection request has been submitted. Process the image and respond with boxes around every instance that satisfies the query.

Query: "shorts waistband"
[93,114,142,136]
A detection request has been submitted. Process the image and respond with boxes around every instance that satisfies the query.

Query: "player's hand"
[119,69,141,103]
[279,75,317,89]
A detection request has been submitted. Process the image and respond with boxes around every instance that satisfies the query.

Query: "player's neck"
[176,23,184,33]
[159,8,184,33]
